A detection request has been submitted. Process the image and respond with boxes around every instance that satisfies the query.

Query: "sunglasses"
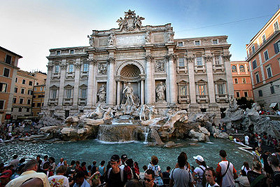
[144,178,152,182]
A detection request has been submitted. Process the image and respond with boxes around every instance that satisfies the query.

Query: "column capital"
[186,57,195,63]
[74,63,81,69]
[87,58,97,65]
[60,64,67,70]
[165,54,177,62]
[107,57,115,64]
[145,55,154,61]
[222,54,231,61]
[204,55,213,62]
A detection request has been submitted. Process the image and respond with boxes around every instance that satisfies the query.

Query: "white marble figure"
[156,82,166,101]
[97,85,106,102]
[108,33,115,46]
[123,82,134,106]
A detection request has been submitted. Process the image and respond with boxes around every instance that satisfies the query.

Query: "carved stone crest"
[116,10,145,31]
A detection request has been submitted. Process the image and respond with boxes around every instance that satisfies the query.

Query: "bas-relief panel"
[116,34,145,47]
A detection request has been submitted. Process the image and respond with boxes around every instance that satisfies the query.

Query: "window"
[37,103,41,107]
[179,58,184,67]
[178,42,183,46]
[22,79,25,84]
[0,83,7,92]
[20,98,24,104]
[19,108,22,112]
[29,81,33,86]
[70,49,74,54]
[51,89,57,99]
[196,57,203,66]
[232,65,237,72]
[34,87,37,91]
[262,34,266,43]
[40,87,43,91]
[274,21,279,31]
[32,103,35,107]
[274,41,280,54]
[242,78,246,83]
[195,40,201,45]
[252,60,257,69]
[252,46,255,53]
[14,87,18,93]
[26,108,30,112]
[81,89,87,98]
[66,89,72,98]
[218,84,225,94]
[179,85,187,96]
[234,78,238,84]
[5,55,12,64]
[13,98,16,104]
[83,63,89,72]
[198,85,206,95]
[15,78,17,82]
[0,100,4,109]
[3,68,10,77]
[21,88,25,94]
[213,39,218,44]
[244,91,248,97]
[56,51,61,55]
[264,50,269,61]
[255,73,260,83]
[258,90,263,97]
[240,65,245,72]
[214,56,220,65]
[68,64,74,73]
[270,86,275,94]
[266,66,272,78]
[236,92,240,97]
[28,90,33,95]
[27,99,31,105]
[55,65,59,73]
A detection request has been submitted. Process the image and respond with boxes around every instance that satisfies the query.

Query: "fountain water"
[143,127,149,144]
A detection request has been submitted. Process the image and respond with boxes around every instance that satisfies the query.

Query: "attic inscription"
[116,34,145,47]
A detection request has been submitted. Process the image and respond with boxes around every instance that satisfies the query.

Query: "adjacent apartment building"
[43,10,234,121]
[32,72,47,117]
[246,9,280,110]
[0,46,22,124]
[231,61,254,100]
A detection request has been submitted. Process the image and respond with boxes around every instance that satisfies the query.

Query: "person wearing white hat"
[193,155,207,187]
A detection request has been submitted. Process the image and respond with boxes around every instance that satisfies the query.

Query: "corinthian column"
[145,55,153,104]
[44,61,53,106]
[73,59,81,106]
[166,54,177,104]
[205,55,215,103]
[87,56,95,107]
[187,57,196,104]
[107,57,115,106]
[223,54,234,97]
[58,60,66,106]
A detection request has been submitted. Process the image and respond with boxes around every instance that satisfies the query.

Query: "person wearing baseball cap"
[193,155,207,187]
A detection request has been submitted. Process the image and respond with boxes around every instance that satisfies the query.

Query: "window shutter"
[274,42,279,54]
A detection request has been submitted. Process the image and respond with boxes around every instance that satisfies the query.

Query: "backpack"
[107,167,124,182]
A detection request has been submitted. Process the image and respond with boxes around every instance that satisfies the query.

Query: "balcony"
[196,95,209,103]
[215,94,229,103]
[52,73,60,79]
[178,95,190,103]
[63,98,73,105]
[81,71,88,78]
[213,64,225,72]
[48,98,58,106]
[194,65,206,73]
[66,72,75,79]
[79,98,87,105]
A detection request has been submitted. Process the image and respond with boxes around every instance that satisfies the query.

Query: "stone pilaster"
[145,53,153,104]
[107,56,115,106]
[166,53,177,104]
[73,59,81,106]
[187,57,198,106]
[58,60,67,106]
[44,61,53,106]
[205,55,215,103]
[223,54,234,97]
[86,55,95,107]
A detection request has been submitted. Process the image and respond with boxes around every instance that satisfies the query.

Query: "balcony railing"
[79,98,87,105]
[48,98,58,106]
[178,95,190,103]
[215,94,229,103]
[194,65,206,73]
[196,95,209,103]
[63,98,73,105]
[213,64,225,72]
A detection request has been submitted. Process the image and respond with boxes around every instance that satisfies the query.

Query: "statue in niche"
[98,63,107,75]
[87,35,94,46]
[123,82,135,106]
[145,31,151,43]
[155,61,164,72]
[156,82,166,101]
[108,33,115,46]
[97,85,106,102]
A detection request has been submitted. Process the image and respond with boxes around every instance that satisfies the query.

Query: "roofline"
[0,46,23,58]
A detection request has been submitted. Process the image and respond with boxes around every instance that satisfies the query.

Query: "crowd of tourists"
[0,148,280,187]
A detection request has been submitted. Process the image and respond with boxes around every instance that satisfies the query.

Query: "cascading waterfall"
[143,127,149,144]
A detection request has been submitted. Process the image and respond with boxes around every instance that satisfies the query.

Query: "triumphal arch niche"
[45,9,233,119]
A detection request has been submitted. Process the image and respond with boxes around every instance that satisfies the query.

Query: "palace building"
[43,10,234,120]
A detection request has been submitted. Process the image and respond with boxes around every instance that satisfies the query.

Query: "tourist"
[143,169,157,187]
[205,167,219,187]
[147,156,164,186]
[169,154,193,187]
[246,161,267,187]
[49,157,56,173]
[192,155,207,187]
[0,166,13,186]
[66,160,76,177]
[125,179,143,187]
[106,154,127,187]
[216,150,238,187]
[240,162,251,176]
[9,155,19,169]
[73,171,90,187]
[120,154,133,180]
[75,161,82,172]
[126,158,140,180]
[87,170,101,187]
[57,158,64,168]
[6,159,50,187]
[48,165,69,187]
[91,161,97,175]
[177,152,191,171]
[267,155,280,187]
[162,166,171,186]
[42,155,49,169]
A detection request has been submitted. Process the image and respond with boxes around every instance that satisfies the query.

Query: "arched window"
[232,65,237,72]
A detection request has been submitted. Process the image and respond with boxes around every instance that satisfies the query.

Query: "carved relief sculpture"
[98,63,107,75]
[108,33,115,46]
[156,82,166,101]
[145,31,151,43]
[155,61,165,72]
[116,9,145,31]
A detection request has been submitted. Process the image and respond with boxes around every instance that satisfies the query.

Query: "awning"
[269,103,278,108]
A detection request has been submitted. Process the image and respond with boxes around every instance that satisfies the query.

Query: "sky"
[1,0,280,73]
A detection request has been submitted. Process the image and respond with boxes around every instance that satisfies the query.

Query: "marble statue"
[108,33,115,46]
[156,82,166,101]
[123,82,134,105]
[97,85,106,102]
